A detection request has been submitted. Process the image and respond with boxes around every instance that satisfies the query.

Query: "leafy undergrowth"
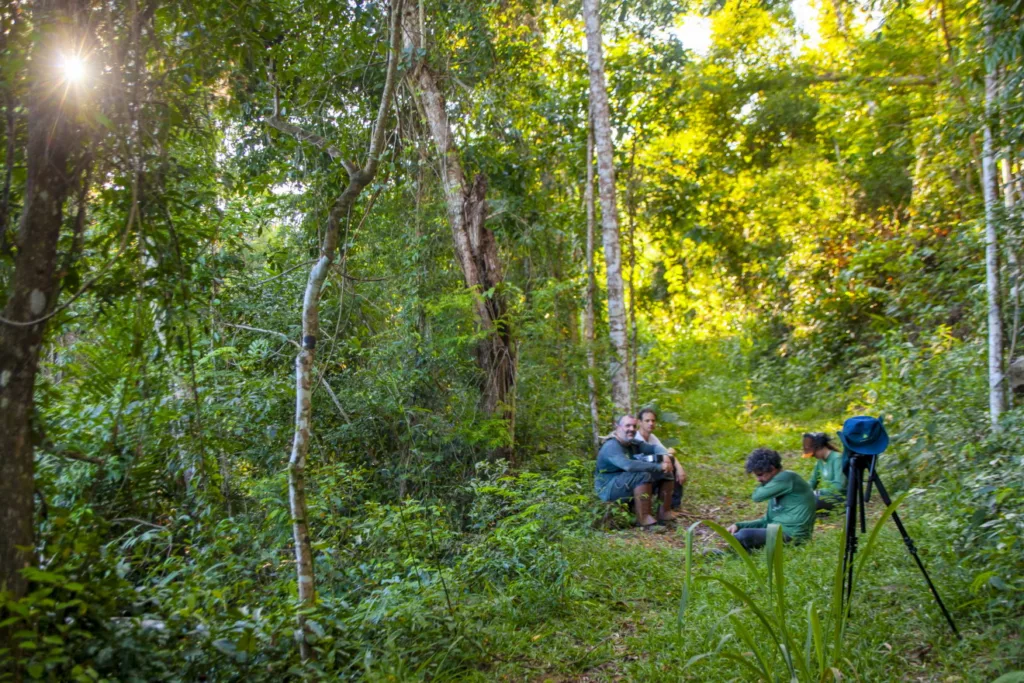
[467,402,1019,681]
[5,341,1022,681]
[476,505,1012,682]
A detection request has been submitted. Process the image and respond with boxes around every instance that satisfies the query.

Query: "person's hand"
[667,447,677,456]
[726,524,739,534]
[671,458,687,484]
[660,459,673,474]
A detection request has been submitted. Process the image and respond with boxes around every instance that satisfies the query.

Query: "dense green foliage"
[2,0,1024,678]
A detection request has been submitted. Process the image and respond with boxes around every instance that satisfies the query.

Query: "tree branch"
[265,116,348,163]
[222,322,300,348]
[809,72,937,87]
[339,272,396,282]
[110,517,167,530]
[364,0,405,177]
[45,448,105,465]
[252,260,317,285]
[321,379,352,423]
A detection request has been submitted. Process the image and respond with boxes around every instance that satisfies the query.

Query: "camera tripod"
[841,452,961,638]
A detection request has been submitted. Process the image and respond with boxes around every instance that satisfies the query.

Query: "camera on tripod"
[837,415,960,639]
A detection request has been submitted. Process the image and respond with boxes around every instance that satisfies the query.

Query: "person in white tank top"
[636,407,687,508]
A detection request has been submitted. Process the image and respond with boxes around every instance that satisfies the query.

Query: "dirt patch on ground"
[612,496,748,551]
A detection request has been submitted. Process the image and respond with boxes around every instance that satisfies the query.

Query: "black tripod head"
[843,450,879,503]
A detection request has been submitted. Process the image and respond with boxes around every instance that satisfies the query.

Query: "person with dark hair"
[595,414,677,527]
[635,407,687,509]
[803,432,845,511]
[726,448,816,551]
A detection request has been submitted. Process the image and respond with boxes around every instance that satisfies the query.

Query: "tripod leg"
[843,464,860,608]
[870,472,962,640]
[858,466,867,534]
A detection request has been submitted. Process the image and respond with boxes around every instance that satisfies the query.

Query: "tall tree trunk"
[0,3,20,253]
[0,0,87,602]
[982,15,1005,427]
[583,0,631,417]
[584,127,600,448]
[1004,155,1021,372]
[272,0,404,660]
[0,81,15,254]
[402,1,517,457]
[625,143,639,411]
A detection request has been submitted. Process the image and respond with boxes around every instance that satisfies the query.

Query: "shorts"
[597,470,672,502]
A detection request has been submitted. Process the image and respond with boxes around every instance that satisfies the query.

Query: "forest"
[1,0,1023,679]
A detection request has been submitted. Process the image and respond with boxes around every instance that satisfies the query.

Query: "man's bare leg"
[657,480,677,521]
[633,483,657,526]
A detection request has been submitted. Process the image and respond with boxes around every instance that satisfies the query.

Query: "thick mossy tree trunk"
[401,1,517,457]
[0,0,87,601]
[0,4,20,254]
[272,0,404,660]
[982,14,1005,428]
[582,0,631,417]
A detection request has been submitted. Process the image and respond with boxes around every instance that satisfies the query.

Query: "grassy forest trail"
[467,345,1017,682]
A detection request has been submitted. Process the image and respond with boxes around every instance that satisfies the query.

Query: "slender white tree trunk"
[1003,155,1020,369]
[625,143,639,411]
[584,126,600,448]
[281,0,404,660]
[583,0,631,417]
[982,16,1005,427]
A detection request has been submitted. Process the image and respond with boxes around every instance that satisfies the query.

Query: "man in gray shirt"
[636,407,687,509]
[594,415,677,527]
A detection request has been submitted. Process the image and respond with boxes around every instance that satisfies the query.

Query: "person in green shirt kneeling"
[804,431,846,511]
[727,448,816,551]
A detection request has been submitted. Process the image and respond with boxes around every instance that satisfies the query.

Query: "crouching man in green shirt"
[726,448,816,551]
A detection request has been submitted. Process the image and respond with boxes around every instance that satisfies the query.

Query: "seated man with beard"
[594,414,677,527]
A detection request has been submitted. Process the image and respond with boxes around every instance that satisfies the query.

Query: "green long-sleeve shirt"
[809,451,846,501]
[735,470,816,542]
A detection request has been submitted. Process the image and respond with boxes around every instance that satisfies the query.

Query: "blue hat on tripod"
[838,416,889,455]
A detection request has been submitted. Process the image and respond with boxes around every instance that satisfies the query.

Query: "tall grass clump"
[679,495,908,681]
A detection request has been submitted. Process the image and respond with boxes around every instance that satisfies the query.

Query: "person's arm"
[751,475,793,502]
[735,515,768,529]
[827,455,847,491]
[635,440,669,457]
[647,432,678,456]
[808,462,820,490]
[602,443,662,473]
